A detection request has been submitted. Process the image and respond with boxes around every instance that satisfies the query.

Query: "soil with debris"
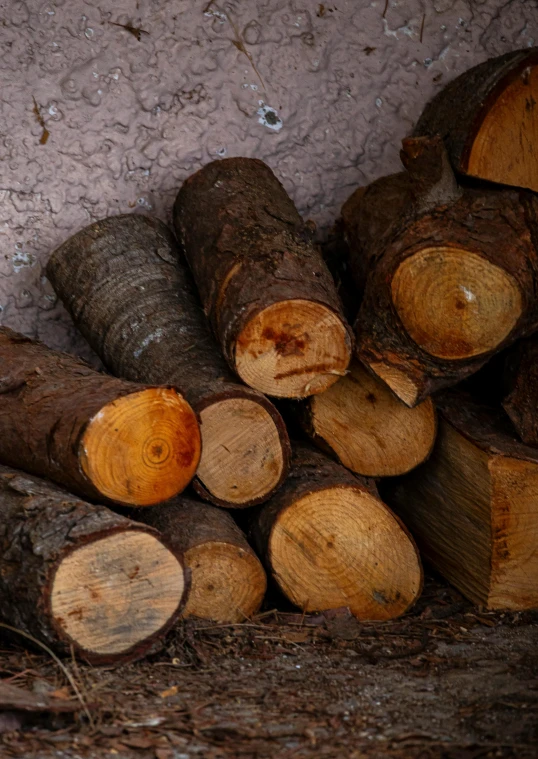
[0,574,536,759]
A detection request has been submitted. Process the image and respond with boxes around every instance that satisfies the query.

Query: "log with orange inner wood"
[1,48,538,664]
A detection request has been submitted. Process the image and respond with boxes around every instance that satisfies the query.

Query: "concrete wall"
[0,0,534,359]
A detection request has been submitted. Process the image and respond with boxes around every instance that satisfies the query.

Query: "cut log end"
[310,360,436,477]
[196,397,285,506]
[80,388,201,506]
[269,486,422,620]
[391,247,522,360]
[51,531,186,657]
[467,63,538,192]
[183,542,267,623]
[234,299,351,398]
[363,360,420,407]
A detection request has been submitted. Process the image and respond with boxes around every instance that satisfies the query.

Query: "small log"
[46,214,290,509]
[250,444,422,620]
[414,48,538,192]
[383,393,538,610]
[342,136,538,406]
[173,158,353,398]
[292,359,437,477]
[0,466,188,663]
[0,328,200,507]
[136,497,266,623]
[503,336,538,446]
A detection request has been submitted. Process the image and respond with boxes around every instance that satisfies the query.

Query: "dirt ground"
[0,572,536,759]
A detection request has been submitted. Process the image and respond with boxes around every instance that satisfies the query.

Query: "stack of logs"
[1,47,537,665]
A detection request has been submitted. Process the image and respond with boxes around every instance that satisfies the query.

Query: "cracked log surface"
[0,465,188,664]
[174,158,353,399]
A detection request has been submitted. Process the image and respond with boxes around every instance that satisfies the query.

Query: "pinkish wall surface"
[0,0,535,360]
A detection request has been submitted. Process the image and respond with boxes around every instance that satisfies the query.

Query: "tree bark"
[249,444,422,620]
[414,48,538,193]
[135,496,266,623]
[383,392,538,610]
[0,466,188,664]
[342,136,538,407]
[503,336,538,446]
[289,358,437,477]
[173,158,353,399]
[46,214,290,509]
[0,327,200,507]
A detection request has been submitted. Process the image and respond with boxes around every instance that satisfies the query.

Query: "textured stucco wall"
[0,0,535,360]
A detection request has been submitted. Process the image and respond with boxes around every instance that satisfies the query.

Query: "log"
[250,444,422,620]
[0,466,188,663]
[135,497,266,623]
[291,359,437,477]
[342,136,538,407]
[173,158,353,399]
[414,48,538,193]
[0,328,200,507]
[383,393,538,610]
[46,214,290,509]
[503,336,538,447]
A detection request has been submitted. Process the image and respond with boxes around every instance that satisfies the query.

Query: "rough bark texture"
[0,327,197,506]
[0,465,186,664]
[46,214,290,508]
[502,337,538,447]
[414,48,538,183]
[173,158,353,394]
[342,136,538,407]
[384,391,538,609]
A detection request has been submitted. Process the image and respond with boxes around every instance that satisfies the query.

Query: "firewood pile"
[1,48,537,665]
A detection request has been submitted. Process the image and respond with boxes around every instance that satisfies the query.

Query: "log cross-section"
[0,327,200,507]
[174,158,353,399]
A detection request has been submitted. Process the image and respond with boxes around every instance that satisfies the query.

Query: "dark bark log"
[0,466,188,664]
[342,136,538,407]
[503,336,538,446]
[0,327,200,506]
[383,391,538,610]
[173,158,353,399]
[249,443,422,620]
[46,214,290,509]
[414,48,538,192]
[135,496,266,623]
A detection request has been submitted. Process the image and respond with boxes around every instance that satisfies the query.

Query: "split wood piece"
[341,135,538,407]
[414,48,538,192]
[46,214,290,509]
[0,328,199,507]
[292,359,437,477]
[0,466,188,664]
[173,158,353,398]
[250,444,422,620]
[503,336,538,447]
[136,496,266,623]
[383,393,538,610]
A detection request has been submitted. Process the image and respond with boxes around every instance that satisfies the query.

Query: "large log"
[414,48,538,193]
[291,359,436,477]
[503,336,538,447]
[342,136,538,407]
[250,444,422,620]
[0,328,199,507]
[47,214,290,509]
[383,393,538,610]
[173,158,353,399]
[0,466,188,663]
[135,497,266,623]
